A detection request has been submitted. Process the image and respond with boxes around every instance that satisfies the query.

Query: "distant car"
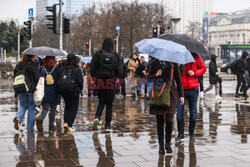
[220,60,237,74]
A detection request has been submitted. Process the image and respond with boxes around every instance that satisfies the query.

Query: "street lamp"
[170,18,181,33]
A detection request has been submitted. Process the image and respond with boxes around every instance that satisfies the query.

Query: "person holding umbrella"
[176,52,206,141]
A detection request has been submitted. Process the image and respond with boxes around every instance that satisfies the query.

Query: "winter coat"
[41,65,59,103]
[135,63,146,77]
[147,58,184,115]
[209,54,218,84]
[236,58,247,75]
[90,38,122,80]
[14,61,40,93]
[128,58,139,78]
[181,54,206,89]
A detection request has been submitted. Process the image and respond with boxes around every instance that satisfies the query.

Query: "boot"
[36,119,43,132]
[165,143,173,153]
[159,143,165,154]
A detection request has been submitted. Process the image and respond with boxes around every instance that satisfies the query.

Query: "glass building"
[36,0,93,19]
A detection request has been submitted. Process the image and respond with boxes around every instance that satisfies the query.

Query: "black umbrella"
[159,33,210,59]
[22,46,66,57]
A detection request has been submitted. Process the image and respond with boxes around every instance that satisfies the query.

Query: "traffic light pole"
[59,0,63,50]
[89,39,91,57]
[29,20,33,48]
[17,28,20,62]
[116,30,119,53]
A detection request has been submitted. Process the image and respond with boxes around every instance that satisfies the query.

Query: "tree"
[186,21,202,41]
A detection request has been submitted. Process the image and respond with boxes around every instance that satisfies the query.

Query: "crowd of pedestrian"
[12,36,249,155]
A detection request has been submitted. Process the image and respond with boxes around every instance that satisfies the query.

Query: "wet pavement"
[0,80,250,167]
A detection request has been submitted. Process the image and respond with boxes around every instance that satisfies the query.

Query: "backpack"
[13,67,29,94]
[96,51,115,79]
[57,68,77,93]
[44,66,56,85]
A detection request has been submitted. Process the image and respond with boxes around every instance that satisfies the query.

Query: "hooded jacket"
[181,54,206,89]
[209,54,218,84]
[236,51,248,75]
[90,38,122,80]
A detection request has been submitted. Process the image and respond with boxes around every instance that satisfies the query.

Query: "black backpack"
[57,68,77,93]
[13,64,29,94]
[96,51,115,79]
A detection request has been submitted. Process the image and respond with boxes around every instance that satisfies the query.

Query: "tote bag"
[33,77,45,106]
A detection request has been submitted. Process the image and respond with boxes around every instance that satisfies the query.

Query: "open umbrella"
[81,57,92,64]
[22,46,66,57]
[159,33,210,59]
[135,38,195,64]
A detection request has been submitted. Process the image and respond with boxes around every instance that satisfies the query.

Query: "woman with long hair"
[36,56,60,132]
[13,54,40,132]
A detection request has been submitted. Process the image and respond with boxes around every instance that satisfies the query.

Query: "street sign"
[116,26,120,31]
[28,8,33,20]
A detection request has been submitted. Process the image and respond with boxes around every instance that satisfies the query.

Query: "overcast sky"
[0,0,249,24]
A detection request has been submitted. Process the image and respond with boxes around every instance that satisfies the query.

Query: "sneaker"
[235,94,240,98]
[92,119,99,130]
[68,127,75,132]
[200,91,204,99]
[175,134,184,142]
[105,124,112,132]
[64,123,68,130]
[14,118,19,130]
[36,119,43,132]
[215,95,222,100]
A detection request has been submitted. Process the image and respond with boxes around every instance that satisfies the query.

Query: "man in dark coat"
[204,54,221,99]
[91,37,122,131]
[243,57,250,99]
[235,51,248,97]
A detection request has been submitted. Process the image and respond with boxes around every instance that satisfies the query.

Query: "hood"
[67,53,76,63]
[242,51,249,59]
[102,38,114,52]
[211,54,217,61]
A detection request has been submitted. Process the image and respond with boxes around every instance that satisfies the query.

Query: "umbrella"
[22,46,66,57]
[159,33,210,59]
[135,38,195,64]
[81,57,92,64]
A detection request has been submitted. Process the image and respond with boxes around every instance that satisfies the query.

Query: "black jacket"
[236,52,248,75]
[209,55,218,84]
[14,61,40,93]
[91,38,122,79]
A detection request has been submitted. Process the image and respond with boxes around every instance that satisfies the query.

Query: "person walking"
[235,51,248,97]
[176,53,206,141]
[91,37,122,131]
[135,56,147,98]
[13,54,40,132]
[36,56,60,132]
[58,53,83,132]
[147,58,184,154]
[243,57,250,99]
[128,53,140,98]
[204,54,222,100]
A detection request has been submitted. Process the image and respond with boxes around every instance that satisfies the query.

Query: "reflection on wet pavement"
[1,81,250,167]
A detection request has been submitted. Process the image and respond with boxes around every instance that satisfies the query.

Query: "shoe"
[140,94,145,98]
[68,127,75,132]
[131,93,136,98]
[105,124,112,132]
[64,123,68,130]
[14,118,19,130]
[49,126,56,132]
[159,144,165,154]
[200,91,204,99]
[165,143,173,153]
[215,95,222,100]
[175,134,184,142]
[190,136,195,141]
[235,94,240,98]
[93,119,99,130]
[14,134,20,144]
[36,119,43,132]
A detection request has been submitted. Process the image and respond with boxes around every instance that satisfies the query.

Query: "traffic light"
[23,20,31,40]
[160,27,165,35]
[86,41,89,48]
[46,4,57,34]
[153,28,157,37]
[63,18,70,34]
[113,37,117,43]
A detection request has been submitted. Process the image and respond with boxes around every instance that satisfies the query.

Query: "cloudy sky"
[0,0,249,24]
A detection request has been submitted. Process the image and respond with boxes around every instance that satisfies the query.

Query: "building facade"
[206,9,250,57]
[36,0,93,19]
[166,0,214,33]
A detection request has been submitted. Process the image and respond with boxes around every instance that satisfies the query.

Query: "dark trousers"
[236,74,246,94]
[95,89,115,126]
[177,89,199,137]
[156,114,173,145]
[62,93,80,127]
[198,75,204,92]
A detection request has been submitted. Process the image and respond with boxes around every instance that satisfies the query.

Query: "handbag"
[33,77,45,106]
[150,63,173,107]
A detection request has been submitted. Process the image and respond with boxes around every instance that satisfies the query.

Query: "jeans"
[156,114,173,145]
[147,81,153,97]
[61,93,80,127]
[39,101,57,128]
[177,89,199,137]
[15,92,36,130]
[95,89,115,126]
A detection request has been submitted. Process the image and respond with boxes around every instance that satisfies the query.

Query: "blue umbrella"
[81,57,92,64]
[135,38,195,64]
